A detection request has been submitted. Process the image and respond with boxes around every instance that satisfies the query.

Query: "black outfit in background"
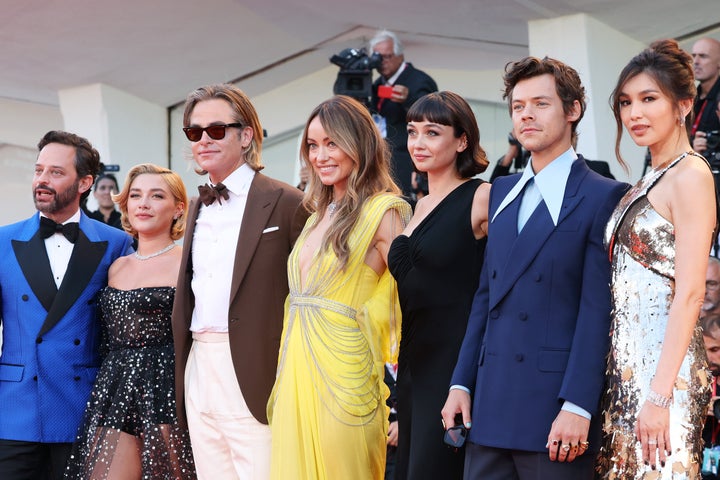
[490,157,615,181]
[384,365,398,480]
[694,78,720,139]
[703,377,720,480]
[88,209,123,230]
[371,63,437,197]
[388,179,486,480]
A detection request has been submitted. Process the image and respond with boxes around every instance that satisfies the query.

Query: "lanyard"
[692,99,708,138]
[712,377,720,445]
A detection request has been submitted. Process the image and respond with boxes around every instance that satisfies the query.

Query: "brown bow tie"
[198,182,230,206]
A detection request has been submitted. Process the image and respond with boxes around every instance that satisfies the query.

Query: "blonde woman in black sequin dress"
[598,40,717,479]
[65,164,196,479]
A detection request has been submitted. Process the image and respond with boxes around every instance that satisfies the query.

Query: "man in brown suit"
[171,84,307,479]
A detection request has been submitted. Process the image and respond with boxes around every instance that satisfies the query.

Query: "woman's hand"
[635,401,671,470]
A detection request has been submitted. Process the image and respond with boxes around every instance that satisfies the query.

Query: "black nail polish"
[661,461,665,468]
[651,464,656,470]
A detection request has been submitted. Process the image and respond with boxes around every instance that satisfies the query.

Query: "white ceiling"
[1,0,719,108]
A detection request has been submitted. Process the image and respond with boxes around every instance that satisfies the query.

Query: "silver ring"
[647,439,658,445]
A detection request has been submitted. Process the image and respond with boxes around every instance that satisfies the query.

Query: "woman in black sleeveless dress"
[66,164,196,479]
[388,92,490,480]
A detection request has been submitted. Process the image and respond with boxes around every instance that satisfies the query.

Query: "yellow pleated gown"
[268,194,411,480]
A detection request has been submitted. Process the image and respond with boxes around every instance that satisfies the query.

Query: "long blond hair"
[300,96,400,268]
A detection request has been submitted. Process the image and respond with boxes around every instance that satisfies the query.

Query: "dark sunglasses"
[183,123,244,142]
[443,424,467,450]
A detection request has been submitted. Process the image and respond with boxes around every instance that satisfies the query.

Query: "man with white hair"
[691,38,720,156]
[369,29,437,199]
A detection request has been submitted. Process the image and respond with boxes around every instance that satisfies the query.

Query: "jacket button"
[491,270,497,279]
[36,337,42,344]
[230,317,238,323]
[74,339,81,346]
[22,294,29,301]
[490,310,499,319]
[33,376,38,381]
[515,354,524,362]
[534,273,542,282]
[74,376,81,381]
[519,312,528,321]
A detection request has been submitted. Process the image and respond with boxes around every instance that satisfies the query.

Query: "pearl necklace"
[134,243,176,261]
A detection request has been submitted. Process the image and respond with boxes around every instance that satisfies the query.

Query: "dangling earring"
[679,115,685,127]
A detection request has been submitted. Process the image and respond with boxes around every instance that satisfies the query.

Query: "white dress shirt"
[190,164,255,333]
[42,210,81,289]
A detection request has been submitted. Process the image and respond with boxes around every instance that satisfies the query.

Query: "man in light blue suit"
[0,131,132,479]
[441,57,628,479]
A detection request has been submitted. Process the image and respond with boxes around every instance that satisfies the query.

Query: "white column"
[528,13,645,182]
[58,83,168,195]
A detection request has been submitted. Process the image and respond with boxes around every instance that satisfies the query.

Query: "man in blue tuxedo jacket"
[0,131,132,479]
[441,57,628,479]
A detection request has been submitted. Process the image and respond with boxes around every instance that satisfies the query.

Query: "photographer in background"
[691,38,720,170]
[369,29,437,198]
[702,310,720,479]
[489,132,530,182]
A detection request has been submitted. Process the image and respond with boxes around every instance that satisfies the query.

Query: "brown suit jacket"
[172,172,307,426]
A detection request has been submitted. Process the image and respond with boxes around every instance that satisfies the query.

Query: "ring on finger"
[562,444,571,452]
[647,439,658,445]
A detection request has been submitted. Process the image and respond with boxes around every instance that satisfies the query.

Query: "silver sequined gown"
[65,286,196,479]
[597,152,711,479]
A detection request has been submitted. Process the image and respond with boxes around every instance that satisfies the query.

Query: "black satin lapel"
[12,234,57,312]
[38,230,108,337]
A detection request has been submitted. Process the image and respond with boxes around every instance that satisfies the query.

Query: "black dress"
[388,179,486,480]
[65,286,196,479]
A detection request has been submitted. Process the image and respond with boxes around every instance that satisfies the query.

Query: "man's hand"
[441,389,472,430]
[387,420,398,446]
[546,410,590,463]
[694,131,708,154]
[390,85,409,103]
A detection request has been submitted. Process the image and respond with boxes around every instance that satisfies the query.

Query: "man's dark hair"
[37,130,101,202]
[502,56,586,147]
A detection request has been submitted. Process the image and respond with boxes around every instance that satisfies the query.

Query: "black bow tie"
[39,217,80,243]
[198,182,230,206]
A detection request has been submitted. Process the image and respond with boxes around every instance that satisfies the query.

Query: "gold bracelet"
[646,389,673,409]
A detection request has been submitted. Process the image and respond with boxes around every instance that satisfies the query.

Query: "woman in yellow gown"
[267,95,412,479]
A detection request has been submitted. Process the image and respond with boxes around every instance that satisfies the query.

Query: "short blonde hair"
[113,163,188,240]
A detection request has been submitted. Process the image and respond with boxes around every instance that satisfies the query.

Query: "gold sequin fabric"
[65,286,196,479]
[597,153,711,479]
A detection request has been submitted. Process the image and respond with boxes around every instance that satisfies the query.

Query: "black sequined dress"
[65,286,196,479]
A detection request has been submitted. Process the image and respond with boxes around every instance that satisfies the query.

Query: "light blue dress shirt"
[452,147,591,421]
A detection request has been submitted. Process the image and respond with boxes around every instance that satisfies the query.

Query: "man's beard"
[34,181,80,215]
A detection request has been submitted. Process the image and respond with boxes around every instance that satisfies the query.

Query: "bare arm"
[471,182,491,239]
[366,207,406,275]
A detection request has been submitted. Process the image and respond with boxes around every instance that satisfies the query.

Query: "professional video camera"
[330,48,382,101]
[706,130,720,171]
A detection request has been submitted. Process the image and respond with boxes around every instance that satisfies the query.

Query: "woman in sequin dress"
[598,40,717,479]
[387,91,490,480]
[266,96,411,480]
[65,164,196,479]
